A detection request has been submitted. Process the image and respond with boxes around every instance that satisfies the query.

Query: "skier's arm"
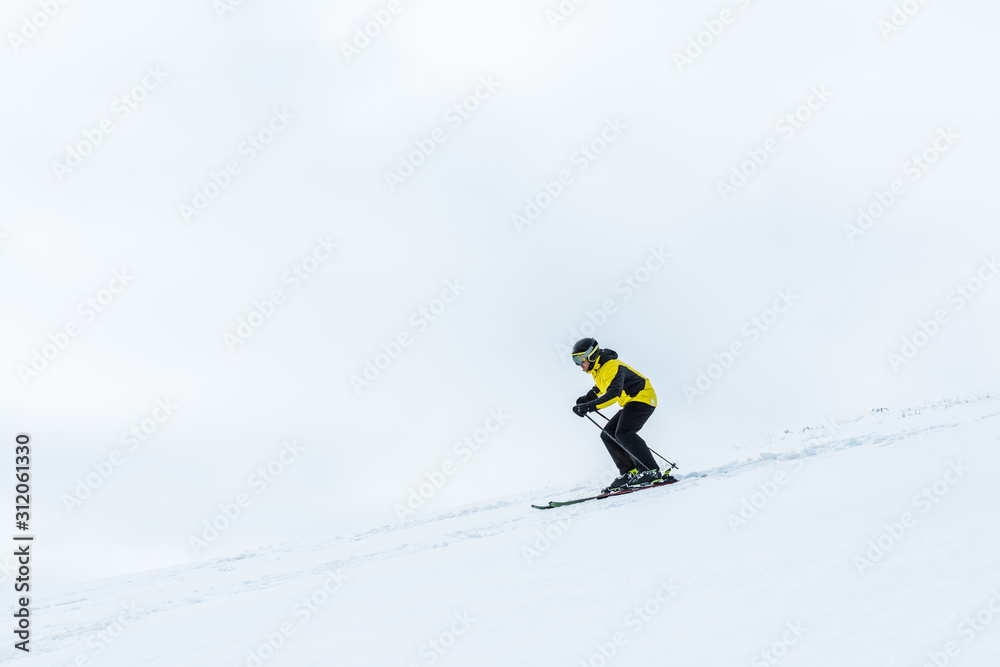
[591,368,625,409]
[576,387,598,404]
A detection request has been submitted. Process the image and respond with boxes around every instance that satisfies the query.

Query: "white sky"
[1,0,998,585]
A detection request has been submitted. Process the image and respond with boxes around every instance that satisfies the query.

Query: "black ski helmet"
[571,338,600,365]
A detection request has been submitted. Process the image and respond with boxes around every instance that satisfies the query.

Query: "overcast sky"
[2,0,998,586]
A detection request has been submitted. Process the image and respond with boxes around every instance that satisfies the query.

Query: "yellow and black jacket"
[583,349,657,409]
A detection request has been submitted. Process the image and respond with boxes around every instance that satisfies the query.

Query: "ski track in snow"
[9,397,1000,666]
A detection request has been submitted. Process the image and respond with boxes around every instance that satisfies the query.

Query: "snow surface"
[7,397,1000,666]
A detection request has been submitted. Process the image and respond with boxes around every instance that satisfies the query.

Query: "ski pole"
[584,413,652,472]
[593,409,679,470]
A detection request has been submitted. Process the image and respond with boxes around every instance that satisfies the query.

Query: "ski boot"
[602,469,639,494]
[628,468,676,487]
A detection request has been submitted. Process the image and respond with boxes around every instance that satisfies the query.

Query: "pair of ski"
[531,477,679,510]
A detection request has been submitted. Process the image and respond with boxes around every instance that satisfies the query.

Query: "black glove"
[572,401,597,417]
[576,388,598,405]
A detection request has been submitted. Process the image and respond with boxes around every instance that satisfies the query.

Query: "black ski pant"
[601,401,657,475]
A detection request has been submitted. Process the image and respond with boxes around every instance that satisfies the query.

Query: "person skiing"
[570,338,673,493]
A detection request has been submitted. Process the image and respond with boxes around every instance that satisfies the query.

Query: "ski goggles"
[572,346,598,365]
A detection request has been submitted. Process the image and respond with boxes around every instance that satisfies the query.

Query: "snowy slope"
[10,397,1000,667]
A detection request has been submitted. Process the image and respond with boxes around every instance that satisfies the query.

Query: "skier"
[570,338,673,493]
